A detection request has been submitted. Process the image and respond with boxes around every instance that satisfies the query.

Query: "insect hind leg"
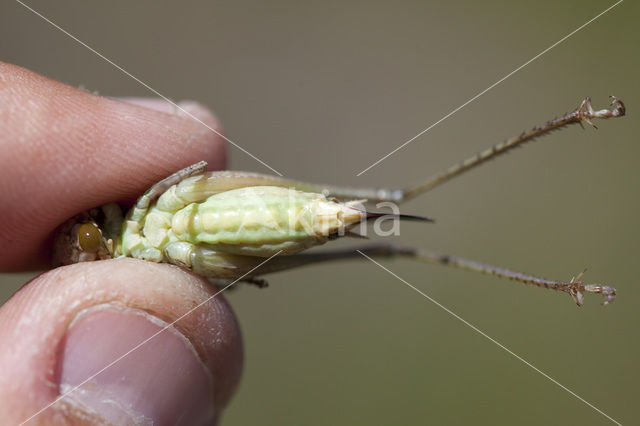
[252,243,616,306]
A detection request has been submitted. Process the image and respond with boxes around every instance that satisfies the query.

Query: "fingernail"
[116,97,219,123]
[57,306,214,424]
[114,97,176,113]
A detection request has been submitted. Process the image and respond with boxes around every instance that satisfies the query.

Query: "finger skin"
[0,259,243,424]
[0,62,227,270]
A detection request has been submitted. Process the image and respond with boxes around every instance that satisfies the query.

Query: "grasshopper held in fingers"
[53,96,625,306]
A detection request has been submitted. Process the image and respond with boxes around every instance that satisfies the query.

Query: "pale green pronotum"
[53,97,625,306]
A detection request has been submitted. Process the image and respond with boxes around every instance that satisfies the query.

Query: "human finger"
[0,62,227,270]
[0,258,243,425]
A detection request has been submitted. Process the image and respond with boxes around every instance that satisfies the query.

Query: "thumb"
[0,259,243,425]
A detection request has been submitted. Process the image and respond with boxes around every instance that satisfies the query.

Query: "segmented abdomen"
[138,186,363,257]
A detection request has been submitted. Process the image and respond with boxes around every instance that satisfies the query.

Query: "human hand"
[0,62,243,424]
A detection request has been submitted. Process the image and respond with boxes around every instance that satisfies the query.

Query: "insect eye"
[77,223,102,252]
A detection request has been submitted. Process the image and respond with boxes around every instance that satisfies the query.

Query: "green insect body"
[54,96,625,305]
[121,185,366,272]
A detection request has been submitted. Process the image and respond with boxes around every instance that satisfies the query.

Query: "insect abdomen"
[169,186,363,256]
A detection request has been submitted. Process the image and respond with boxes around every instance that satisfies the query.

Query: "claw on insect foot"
[566,269,616,306]
[576,95,626,129]
[609,95,626,117]
[584,284,617,306]
[578,95,626,126]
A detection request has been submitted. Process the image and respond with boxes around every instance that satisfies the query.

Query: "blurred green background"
[1,1,638,424]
